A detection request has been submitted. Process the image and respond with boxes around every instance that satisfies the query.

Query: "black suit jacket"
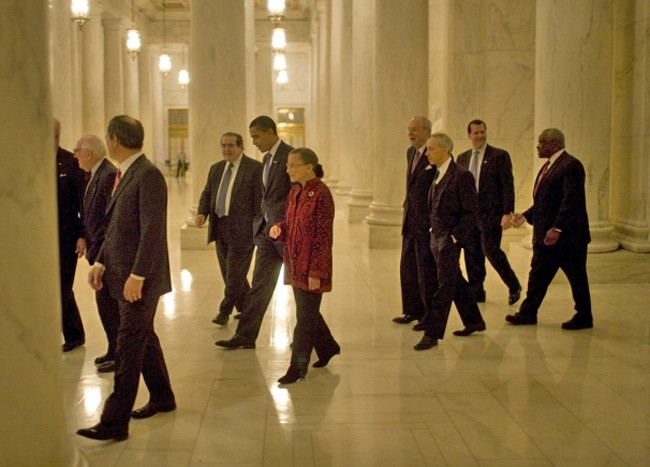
[56,146,86,249]
[97,155,172,299]
[403,146,437,236]
[82,158,117,264]
[428,160,479,246]
[197,154,263,244]
[253,140,294,236]
[523,151,590,246]
[457,144,515,229]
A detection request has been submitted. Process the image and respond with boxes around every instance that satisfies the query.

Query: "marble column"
[182,0,249,249]
[364,0,428,248]
[330,0,353,196]
[610,1,650,252]
[427,0,449,132]
[535,0,618,252]
[245,0,257,124]
[315,0,335,185]
[102,17,124,124]
[48,0,76,148]
[123,24,140,118]
[307,9,321,150]
[0,2,82,465]
[150,44,166,167]
[346,0,375,223]
[255,42,274,120]
[139,42,154,162]
[80,10,105,137]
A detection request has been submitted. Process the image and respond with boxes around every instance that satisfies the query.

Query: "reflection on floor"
[65,175,650,466]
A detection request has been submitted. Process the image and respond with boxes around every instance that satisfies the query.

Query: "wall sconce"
[70,0,89,30]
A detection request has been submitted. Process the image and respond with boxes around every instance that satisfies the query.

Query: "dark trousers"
[479,223,521,292]
[519,242,592,322]
[291,287,339,370]
[400,232,438,319]
[101,283,174,430]
[95,285,120,359]
[214,217,254,315]
[235,229,284,341]
[461,226,487,296]
[424,235,484,339]
[60,245,85,344]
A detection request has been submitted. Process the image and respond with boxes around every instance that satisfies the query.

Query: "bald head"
[74,134,107,173]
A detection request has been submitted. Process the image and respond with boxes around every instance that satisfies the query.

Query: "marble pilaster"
[150,44,166,167]
[0,2,81,465]
[102,17,124,124]
[610,0,650,252]
[182,0,249,249]
[80,10,105,137]
[330,0,353,196]
[534,0,618,252]
[346,0,375,223]
[315,0,335,185]
[139,42,154,162]
[427,0,449,132]
[255,42,274,119]
[365,0,428,248]
[123,27,140,117]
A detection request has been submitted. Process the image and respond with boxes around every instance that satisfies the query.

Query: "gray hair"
[430,132,454,154]
[78,134,107,158]
[412,116,432,131]
[539,128,565,147]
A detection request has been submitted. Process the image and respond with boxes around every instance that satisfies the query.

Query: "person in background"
[269,147,340,384]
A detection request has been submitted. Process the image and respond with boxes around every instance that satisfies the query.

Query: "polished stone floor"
[65,174,650,466]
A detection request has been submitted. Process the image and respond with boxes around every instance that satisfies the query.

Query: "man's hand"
[194,214,206,227]
[543,228,560,246]
[123,276,144,302]
[501,214,513,230]
[511,213,526,228]
[76,238,87,257]
[308,276,321,290]
[269,225,281,240]
[88,266,104,291]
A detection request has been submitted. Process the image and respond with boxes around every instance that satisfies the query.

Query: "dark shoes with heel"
[278,366,307,385]
[313,346,341,368]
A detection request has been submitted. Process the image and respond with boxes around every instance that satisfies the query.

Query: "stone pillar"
[330,0,353,196]
[150,44,166,167]
[139,42,154,162]
[307,9,321,149]
[427,0,449,132]
[346,0,375,223]
[315,0,335,185]
[123,25,140,117]
[245,0,257,124]
[102,17,124,124]
[610,1,650,252]
[80,10,105,137]
[182,0,249,249]
[255,42,274,120]
[48,0,76,148]
[0,2,83,465]
[364,0,428,248]
[535,0,618,252]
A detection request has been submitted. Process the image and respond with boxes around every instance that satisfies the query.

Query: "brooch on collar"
[308,191,314,197]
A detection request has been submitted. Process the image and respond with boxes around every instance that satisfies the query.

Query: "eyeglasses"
[287,163,307,169]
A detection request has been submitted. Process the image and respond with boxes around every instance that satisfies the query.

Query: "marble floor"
[65,174,650,466]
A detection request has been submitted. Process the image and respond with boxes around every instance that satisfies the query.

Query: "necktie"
[263,152,272,188]
[112,169,122,196]
[533,161,550,197]
[470,150,479,190]
[216,163,233,217]
[410,150,421,175]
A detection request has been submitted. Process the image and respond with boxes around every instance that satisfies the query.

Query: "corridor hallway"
[65,174,650,466]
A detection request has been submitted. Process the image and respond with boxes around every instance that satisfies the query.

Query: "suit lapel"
[408,147,428,184]
[229,156,246,208]
[106,156,143,214]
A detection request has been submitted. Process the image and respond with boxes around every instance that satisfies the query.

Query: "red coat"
[274,178,334,293]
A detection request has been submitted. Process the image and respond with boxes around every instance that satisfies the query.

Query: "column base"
[335,182,352,196]
[613,220,650,252]
[180,204,211,250]
[363,202,403,249]
[346,189,373,224]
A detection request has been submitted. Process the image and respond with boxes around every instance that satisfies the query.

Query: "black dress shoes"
[414,335,438,350]
[131,401,177,419]
[453,322,487,336]
[392,314,418,324]
[562,318,593,330]
[278,366,307,384]
[62,340,85,352]
[212,312,229,326]
[77,423,128,441]
[96,360,116,373]
[412,322,426,331]
[215,335,256,349]
[233,313,242,320]
[313,346,341,368]
[94,354,113,365]
[505,313,537,325]
[508,286,522,306]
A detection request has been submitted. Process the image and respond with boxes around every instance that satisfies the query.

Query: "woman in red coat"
[269,147,340,384]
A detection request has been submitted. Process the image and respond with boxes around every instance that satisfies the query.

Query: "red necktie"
[533,161,549,197]
[112,170,122,195]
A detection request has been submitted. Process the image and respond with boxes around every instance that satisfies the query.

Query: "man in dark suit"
[55,119,87,353]
[195,132,263,326]
[77,116,175,442]
[457,119,522,305]
[74,134,119,373]
[393,116,438,327]
[507,128,592,330]
[415,133,486,351]
[216,116,294,349]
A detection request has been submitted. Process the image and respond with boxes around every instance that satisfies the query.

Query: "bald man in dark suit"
[77,116,175,442]
[195,132,263,326]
